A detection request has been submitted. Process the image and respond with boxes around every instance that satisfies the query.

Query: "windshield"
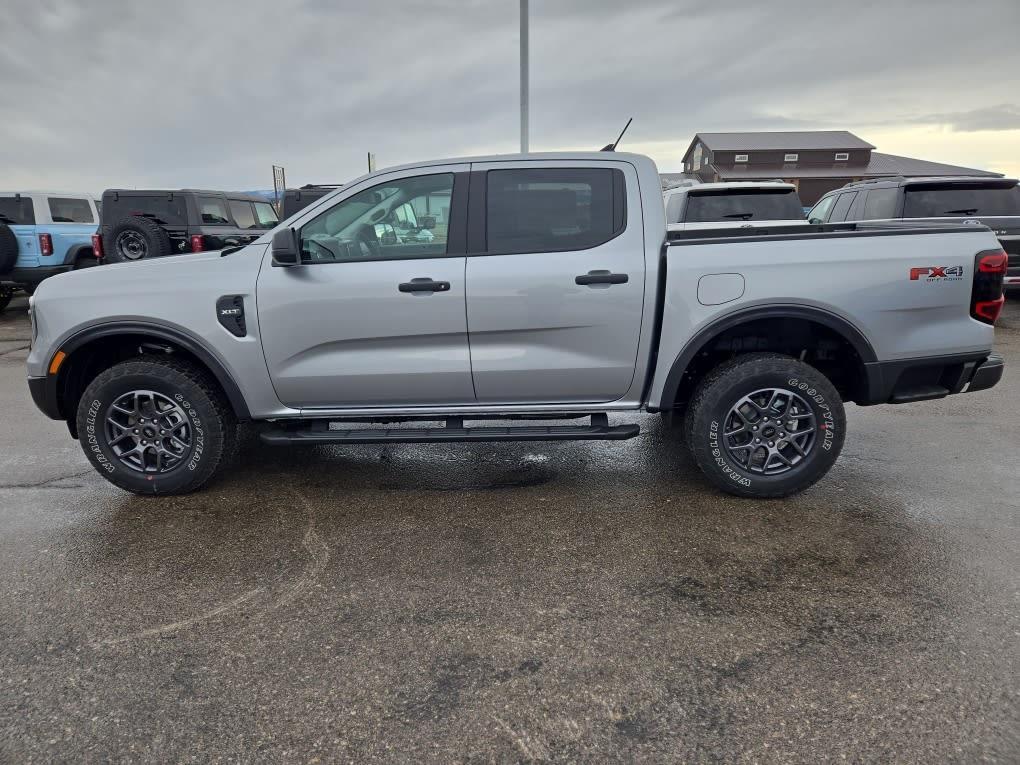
[685,189,805,222]
[903,184,1020,217]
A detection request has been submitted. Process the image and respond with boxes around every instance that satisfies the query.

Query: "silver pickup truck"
[26,152,1007,498]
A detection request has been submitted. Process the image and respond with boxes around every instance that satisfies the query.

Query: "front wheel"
[0,285,14,313]
[76,357,237,495]
[684,353,846,498]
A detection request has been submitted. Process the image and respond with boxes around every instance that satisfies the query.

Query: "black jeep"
[98,189,280,262]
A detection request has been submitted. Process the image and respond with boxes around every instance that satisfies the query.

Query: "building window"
[703,157,709,166]
[734,154,749,163]
[834,152,849,161]
[784,153,798,162]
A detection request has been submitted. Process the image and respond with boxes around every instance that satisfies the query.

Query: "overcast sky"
[3,0,1019,192]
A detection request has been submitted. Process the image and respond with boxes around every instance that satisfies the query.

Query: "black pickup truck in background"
[808,176,1020,290]
[96,189,280,263]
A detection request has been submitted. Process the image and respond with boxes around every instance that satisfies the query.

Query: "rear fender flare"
[656,304,877,409]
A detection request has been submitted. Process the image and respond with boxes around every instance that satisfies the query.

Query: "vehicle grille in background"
[1000,238,1020,268]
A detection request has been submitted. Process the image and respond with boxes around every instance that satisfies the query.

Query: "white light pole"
[520,0,529,153]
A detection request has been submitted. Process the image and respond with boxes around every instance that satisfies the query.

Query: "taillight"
[91,233,104,259]
[971,249,1007,325]
[38,233,53,256]
[190,234,205,253]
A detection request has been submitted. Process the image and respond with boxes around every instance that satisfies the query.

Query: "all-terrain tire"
[0,222,17,274]
[684,353,846,498]
[76,356,237,495]
[103,216,173,263]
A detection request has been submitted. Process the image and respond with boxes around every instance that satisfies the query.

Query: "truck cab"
[0,192,100,311]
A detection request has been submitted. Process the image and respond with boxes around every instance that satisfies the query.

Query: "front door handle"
[399,278,451,293]
[575,270,628,286]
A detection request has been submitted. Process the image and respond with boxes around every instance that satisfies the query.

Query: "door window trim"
[288,172,469,265]
[465,167,628,257]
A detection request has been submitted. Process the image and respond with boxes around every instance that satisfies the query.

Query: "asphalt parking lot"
[1,294,1018,763]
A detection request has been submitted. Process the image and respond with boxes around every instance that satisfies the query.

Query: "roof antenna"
[601,118,633,152]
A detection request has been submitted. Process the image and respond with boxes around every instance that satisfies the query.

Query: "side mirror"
[420,216,436,230]
[808,217,822,225]
[272,227,300,266]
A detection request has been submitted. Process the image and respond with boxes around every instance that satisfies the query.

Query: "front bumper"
[861,352,1004,405]
[28,375,62,420]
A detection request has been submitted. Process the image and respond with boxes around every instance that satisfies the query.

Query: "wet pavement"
[1,294,1018,763]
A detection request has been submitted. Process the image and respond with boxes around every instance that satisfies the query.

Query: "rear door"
[257,165,474,408]
[464,161,645,404]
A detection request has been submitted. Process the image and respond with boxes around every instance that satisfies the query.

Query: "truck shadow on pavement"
[21,413,987,761]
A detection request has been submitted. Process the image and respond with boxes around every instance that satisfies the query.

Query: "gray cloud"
[1,0,1018,191]
[911,104,1020,132]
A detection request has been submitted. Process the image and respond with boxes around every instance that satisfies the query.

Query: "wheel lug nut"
[752,426,758,431]
[133,429,139,434]
[755,438,761,443]
[768,441,774,447]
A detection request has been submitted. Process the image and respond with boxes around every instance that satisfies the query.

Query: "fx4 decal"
[910,265,964,282]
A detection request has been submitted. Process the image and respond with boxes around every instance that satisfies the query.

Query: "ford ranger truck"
[25,153,1007,498]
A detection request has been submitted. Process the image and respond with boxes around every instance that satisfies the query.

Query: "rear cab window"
[903,183,1020,217]
[485,168,626,254]
[47,197,94,224]
[684,188,804,223]
[0,196,36,225]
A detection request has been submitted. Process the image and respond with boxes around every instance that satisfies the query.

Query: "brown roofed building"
[678,131,1002,204]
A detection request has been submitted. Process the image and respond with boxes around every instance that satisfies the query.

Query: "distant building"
[664,130,1003,204]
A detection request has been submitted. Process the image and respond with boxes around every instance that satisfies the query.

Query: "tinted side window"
[253,202,279,228]
[829,192,857,222]
[48,197,94,223]
[228,200,257,229]
[199,197,231,225]
[300,173,454,262]
[863,188,898,219]
[104,195,189,224]
[486,168,625,254]
[665,192,683,223]
[807,195,835,223]
[0,196,35,225]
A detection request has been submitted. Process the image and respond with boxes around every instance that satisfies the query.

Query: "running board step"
[259,414,639,445]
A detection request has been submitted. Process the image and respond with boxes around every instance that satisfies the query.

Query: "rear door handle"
[575,270,629,286]
[399,278,451,293]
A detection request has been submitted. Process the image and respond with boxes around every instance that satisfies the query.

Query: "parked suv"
[97,189,280,263]
[664,181,806,231]
[0,192,100,312]
[808,176,1020,290]
[282,184,342,218]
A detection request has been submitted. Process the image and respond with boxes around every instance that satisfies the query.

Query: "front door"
[464,162,646,404]
[257,167,474,409]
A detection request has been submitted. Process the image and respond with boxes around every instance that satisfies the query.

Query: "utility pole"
[520,0,529,153]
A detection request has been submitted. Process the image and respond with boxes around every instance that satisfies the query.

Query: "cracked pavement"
[1,294,1018,762]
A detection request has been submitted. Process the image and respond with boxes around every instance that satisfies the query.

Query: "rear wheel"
[0,285,14,313]
[76,356,237,495]
[684,353,845,498]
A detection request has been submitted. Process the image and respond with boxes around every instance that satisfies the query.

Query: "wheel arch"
[50,320,251,430]
[657,305,877,410]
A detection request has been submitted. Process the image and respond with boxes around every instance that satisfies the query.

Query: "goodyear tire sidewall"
[691,364,845,496]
